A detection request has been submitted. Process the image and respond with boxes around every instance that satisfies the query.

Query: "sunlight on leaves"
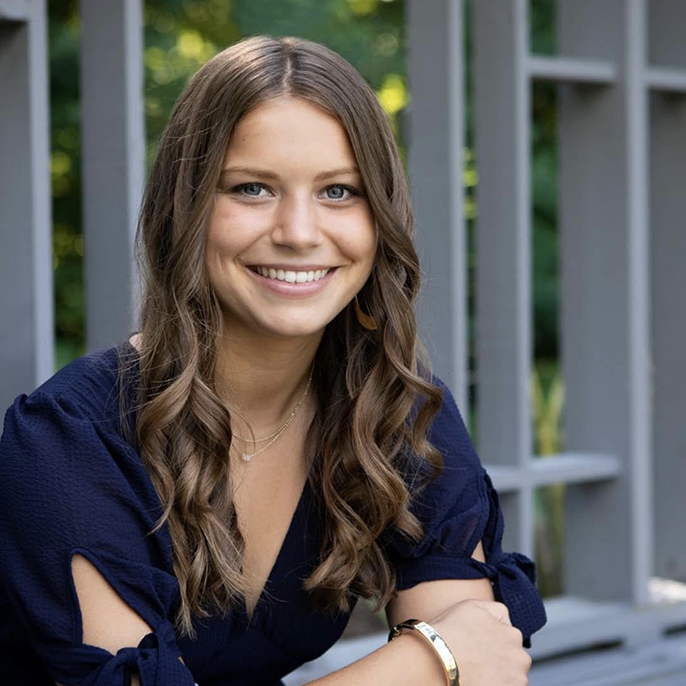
[177,29,206,59]
[376,73,408,116]
[347,0,378,17]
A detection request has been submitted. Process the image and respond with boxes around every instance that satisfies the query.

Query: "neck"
[214,328,322,429]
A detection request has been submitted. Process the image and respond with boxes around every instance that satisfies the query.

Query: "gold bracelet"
[388,619,459,686]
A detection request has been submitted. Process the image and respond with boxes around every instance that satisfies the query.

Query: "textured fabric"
[0,346,545,685]
[386,384,547,642]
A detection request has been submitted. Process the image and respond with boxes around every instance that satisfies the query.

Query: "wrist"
[389,619,459,686]
[388,630,447,686]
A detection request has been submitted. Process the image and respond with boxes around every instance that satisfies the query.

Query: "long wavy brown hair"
[130,35,444,636]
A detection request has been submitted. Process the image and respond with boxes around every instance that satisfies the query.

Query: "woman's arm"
[56,555,192,686]
[305,543,531,686]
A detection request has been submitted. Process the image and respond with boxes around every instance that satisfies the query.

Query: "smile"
[250,267,331,283]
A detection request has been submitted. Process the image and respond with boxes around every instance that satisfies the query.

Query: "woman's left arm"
[304,542,530,686]
[386,541,494,627]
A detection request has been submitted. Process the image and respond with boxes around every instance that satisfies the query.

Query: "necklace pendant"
[241,453,253,462]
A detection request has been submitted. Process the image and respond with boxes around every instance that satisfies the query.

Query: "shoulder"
[426,376,481,474]
[0,344,141,494]
[26,344,132,421]
[0,343,160,544]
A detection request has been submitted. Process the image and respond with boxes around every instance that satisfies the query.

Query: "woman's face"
[206,96,377,343]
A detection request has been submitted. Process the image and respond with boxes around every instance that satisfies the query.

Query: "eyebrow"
[220,166,361,182]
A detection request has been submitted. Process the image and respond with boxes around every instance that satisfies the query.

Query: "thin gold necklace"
[232,365,313,462]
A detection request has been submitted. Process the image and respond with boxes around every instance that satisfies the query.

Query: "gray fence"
[411,0,686,659]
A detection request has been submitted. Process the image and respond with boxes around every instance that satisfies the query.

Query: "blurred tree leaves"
[49,1,83,364]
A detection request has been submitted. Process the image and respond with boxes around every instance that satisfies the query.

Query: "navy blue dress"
[0,346,546,685]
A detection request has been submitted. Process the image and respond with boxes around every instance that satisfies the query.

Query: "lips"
[250,266,331,283]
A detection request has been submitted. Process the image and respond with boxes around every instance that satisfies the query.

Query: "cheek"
[359,222,378,270]
[337,208,377,260]
[206,203,262,259]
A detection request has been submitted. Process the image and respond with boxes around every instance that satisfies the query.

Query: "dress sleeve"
[386,383,547,643]
[0,391,197,685]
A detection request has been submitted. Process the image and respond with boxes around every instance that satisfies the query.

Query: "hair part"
[131,35,444,636]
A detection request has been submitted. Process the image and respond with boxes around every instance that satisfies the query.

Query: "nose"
[270,193,323,250]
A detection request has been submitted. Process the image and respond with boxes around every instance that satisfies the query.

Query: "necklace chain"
[232,365,314,462]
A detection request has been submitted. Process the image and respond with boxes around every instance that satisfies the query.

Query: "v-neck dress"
[0,346,546,685]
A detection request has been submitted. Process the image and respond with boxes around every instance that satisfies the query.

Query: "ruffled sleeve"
[386,382,547,643]
[0,373,197,685]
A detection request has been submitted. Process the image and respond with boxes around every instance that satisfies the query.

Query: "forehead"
[223,96,359,171]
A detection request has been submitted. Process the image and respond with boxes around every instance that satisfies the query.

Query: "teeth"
[254,267,330,283]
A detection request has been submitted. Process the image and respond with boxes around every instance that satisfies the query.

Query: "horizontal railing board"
[646,67,686,93]
[0,0,28,21]
[485,453,621,492]
[530,633,686,686]
[528,55,618,85]
[530,594,686,660]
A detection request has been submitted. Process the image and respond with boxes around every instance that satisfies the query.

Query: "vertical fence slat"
[80,0,144,350]
[0,0,52,412]
[559,0,652,605]
[472,0,533,556]
[406,0,467,412]
[649,0,686,586]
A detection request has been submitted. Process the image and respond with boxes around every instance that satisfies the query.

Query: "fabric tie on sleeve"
[469,551,547,645]
[44,624,196,686]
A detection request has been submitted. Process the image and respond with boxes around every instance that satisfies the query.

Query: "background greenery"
[48,0,563,597]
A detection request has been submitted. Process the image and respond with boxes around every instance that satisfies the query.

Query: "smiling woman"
[0,36,545,686]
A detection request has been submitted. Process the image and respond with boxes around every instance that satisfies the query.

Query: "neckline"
[115,339,314,620]
[241,477,311,622]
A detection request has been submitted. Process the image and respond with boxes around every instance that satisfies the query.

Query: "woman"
[0,36,545,685]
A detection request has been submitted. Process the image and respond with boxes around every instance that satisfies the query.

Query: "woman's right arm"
[0,390,196,686]
[305,598,529,686]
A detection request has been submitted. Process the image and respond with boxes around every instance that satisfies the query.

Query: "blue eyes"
[230,183,360,201]
[324,185,349,200]
[239,182,266,197]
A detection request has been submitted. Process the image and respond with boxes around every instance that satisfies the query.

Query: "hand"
[429,599,531,686]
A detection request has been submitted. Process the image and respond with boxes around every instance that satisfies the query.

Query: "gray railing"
[410,0,686,659]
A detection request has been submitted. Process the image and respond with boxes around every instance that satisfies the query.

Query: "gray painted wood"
[80,0,144,351]
[646,67,686,93]
[648,0,686,69]
[649,0,686,588]
[0,0,53,412]
[558,0,653,605]
[472,0,533,556]
[486,453,620,493]
[0,0,28,21]
[406,0,467,413]
[528,55,618,84]
[530,634,686,686]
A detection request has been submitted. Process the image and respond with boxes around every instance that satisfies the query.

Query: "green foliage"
[532,81,559,361]
[49,1,84,357]
[530,0,557,55]
[532,362,565,597]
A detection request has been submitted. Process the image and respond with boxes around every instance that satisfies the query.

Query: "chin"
[252,315,331,340]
